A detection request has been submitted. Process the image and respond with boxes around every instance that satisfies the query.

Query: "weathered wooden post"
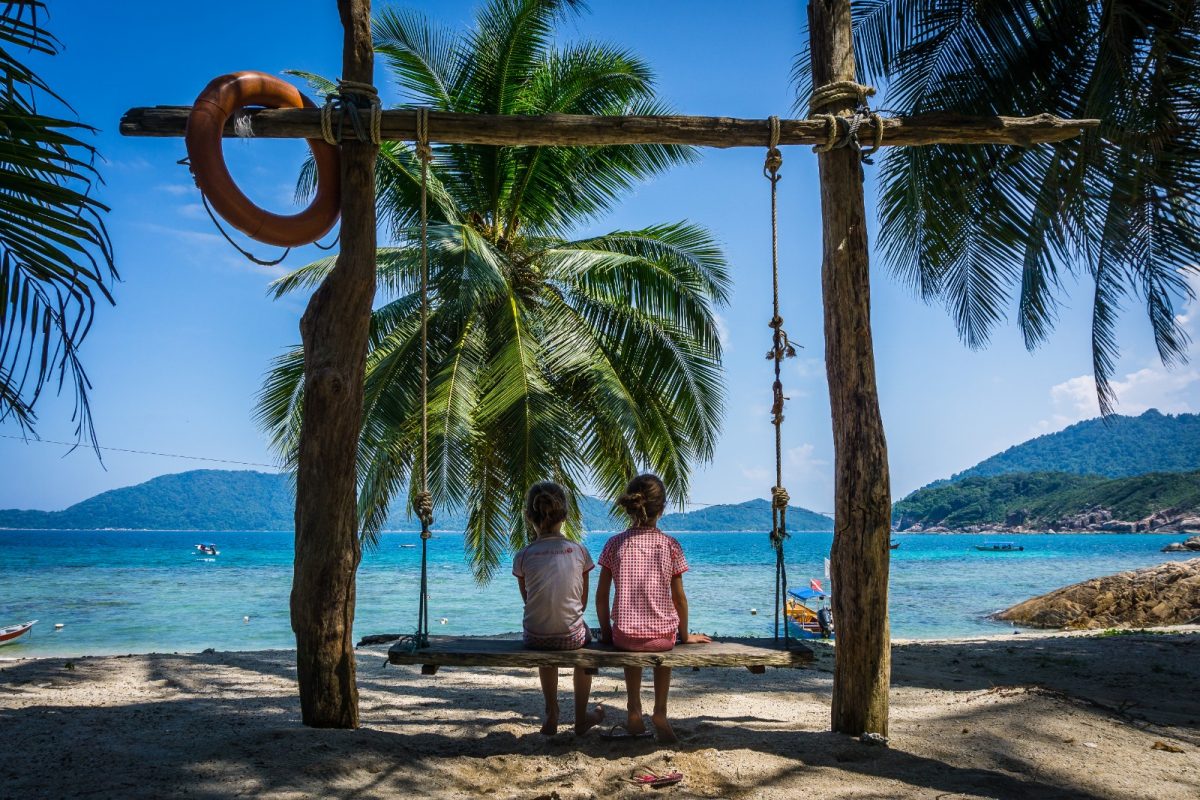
[291,0,377,728]
[808,0,892,736]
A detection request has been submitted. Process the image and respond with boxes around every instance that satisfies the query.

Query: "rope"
[807,80,884,163]
[177,158,291,267]
[412,107,435,650]
[319,79,382,146]
[763,116,796,646]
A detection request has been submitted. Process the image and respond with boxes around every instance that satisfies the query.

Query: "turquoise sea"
[1,529,1196,657]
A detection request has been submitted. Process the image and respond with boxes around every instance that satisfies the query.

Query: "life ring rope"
[184,71,342,250]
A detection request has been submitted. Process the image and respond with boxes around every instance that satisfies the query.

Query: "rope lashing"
[764,116,795,646]
[807,80,884,162]
[319,79,382,146]
[411,107,435,651]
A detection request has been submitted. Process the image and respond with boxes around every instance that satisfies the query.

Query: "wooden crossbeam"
[120,106,1098,148]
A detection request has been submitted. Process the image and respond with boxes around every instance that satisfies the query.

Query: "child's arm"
[517,576,528,603]
[595,566,613,643]
[671,574,712,644]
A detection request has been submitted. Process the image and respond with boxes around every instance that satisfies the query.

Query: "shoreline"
[2,629,1196,798]
[6,624,1198,663]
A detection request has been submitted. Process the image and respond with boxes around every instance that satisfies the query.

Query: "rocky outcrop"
[1163,535,1200,553]
[896,506,1200,534]
[995,559,1200,629]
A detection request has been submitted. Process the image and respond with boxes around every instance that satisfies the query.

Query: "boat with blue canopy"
[785,586,835,640]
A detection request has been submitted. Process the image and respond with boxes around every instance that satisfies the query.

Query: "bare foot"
[540,710,559,736]
[651,710,676,744]
[575,704,606,736]
[626,709,647,736]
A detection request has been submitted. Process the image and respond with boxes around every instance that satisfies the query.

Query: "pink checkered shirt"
[598,526,688,639]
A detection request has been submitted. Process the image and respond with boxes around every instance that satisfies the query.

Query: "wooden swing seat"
[387,636,814,675]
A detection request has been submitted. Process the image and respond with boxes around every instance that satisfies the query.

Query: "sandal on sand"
[628,770,684,788]
[599,723,655,741]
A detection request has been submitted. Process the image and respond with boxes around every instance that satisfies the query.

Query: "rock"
[1162,535,1200,553]
[994,558,1200,630]
[1098,521,1137,533]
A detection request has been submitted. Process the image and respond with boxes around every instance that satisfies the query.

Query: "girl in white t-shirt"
[513,481,605,736]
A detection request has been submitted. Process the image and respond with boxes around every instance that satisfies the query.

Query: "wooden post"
[291,0,377,728]
[808,0,892,736]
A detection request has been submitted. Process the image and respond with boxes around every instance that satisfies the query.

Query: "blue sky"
[2,0,1196,513]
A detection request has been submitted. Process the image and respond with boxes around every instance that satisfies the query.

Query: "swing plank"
[386,636,814,671]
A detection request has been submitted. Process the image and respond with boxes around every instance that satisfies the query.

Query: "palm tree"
[800,0,1199,411]
[259,0,729,581]
[0,2,115,445]
[793,0,1199,734]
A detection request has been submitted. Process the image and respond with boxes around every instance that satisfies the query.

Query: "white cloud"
[714,312,732,352]
[740,465,770,482]
[1041,270,1200,429]
[157,183,193,196]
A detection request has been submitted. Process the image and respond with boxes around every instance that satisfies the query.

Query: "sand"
[2,629,1198,799]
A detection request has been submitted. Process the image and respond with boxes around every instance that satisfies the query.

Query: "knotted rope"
[412,107,435,650]
[807,80,884,162]
[319,79,382,146]
[764,117,796,645]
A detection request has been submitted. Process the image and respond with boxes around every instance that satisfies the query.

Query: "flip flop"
[599,723,655,741]
[628,770,684,788]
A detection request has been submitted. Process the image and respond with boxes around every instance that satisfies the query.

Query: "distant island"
[942,409,1200,483]
[894,471,1200,533]
[0,469,834,533]
[893,409,1200,533]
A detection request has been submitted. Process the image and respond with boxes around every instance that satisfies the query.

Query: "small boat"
[400,544,417,549]
[890,540,901,549]
[975,541,1024,552]
[0,620,37,646]
[194,543,220,556]
[785,587,834,640]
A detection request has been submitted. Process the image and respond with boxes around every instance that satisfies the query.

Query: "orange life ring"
[185,71,340,248]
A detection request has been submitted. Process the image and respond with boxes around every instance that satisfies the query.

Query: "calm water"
[1,529,1196,657]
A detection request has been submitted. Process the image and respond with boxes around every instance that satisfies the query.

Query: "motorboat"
[974,541,1024,552]
[785,587,834,640]
[194,543,220,556]
[0,620,37,646]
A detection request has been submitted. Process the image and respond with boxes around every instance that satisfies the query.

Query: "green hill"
[893,470,1200,531]
[946,409,1200,482]
[0,469,832,533]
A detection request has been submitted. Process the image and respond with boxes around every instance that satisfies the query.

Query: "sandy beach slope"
[2,629,1198,799]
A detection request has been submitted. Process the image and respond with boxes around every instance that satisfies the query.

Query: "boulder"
[1162,535,1200,553]
[995,558,1200,630]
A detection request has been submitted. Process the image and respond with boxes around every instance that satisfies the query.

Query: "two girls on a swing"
[512,474,711,741]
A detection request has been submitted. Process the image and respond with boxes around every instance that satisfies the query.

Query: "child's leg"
[572,668,605,735]
[623,666,646,735]
[537,666,559,735]
[651,666,677,743]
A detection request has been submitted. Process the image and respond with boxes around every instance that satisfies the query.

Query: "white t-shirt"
[512,535,595,637]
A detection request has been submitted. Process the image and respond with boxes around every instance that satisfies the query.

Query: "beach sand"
[2,629,1198,799]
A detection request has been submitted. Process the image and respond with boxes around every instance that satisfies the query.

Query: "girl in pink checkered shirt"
[596,474,711,742]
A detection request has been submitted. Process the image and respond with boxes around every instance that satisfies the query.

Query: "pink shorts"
[613,630,675,652]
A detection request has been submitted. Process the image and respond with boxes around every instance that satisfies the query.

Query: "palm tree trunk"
[808,0,892,736]
[291,0,377,728]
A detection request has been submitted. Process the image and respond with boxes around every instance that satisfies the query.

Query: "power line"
[1,434,830,513]
[0,434,279,469]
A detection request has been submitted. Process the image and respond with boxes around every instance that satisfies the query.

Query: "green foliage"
[261,1,728,580]
[894,470,1200,529]
[0,2,116,444]
[950,410,1200,481]
[795,1,1200,412]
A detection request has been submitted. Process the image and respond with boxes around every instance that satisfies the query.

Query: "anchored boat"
[194,543,219,556]
[785,587,834,640]
[0,620,37,646]
[975,541,1024,552]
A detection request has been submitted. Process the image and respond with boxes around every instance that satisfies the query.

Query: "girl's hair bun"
[524,481,569,534]
[617,474,666,525]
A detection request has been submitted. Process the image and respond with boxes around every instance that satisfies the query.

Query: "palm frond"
[0,1,116,446]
